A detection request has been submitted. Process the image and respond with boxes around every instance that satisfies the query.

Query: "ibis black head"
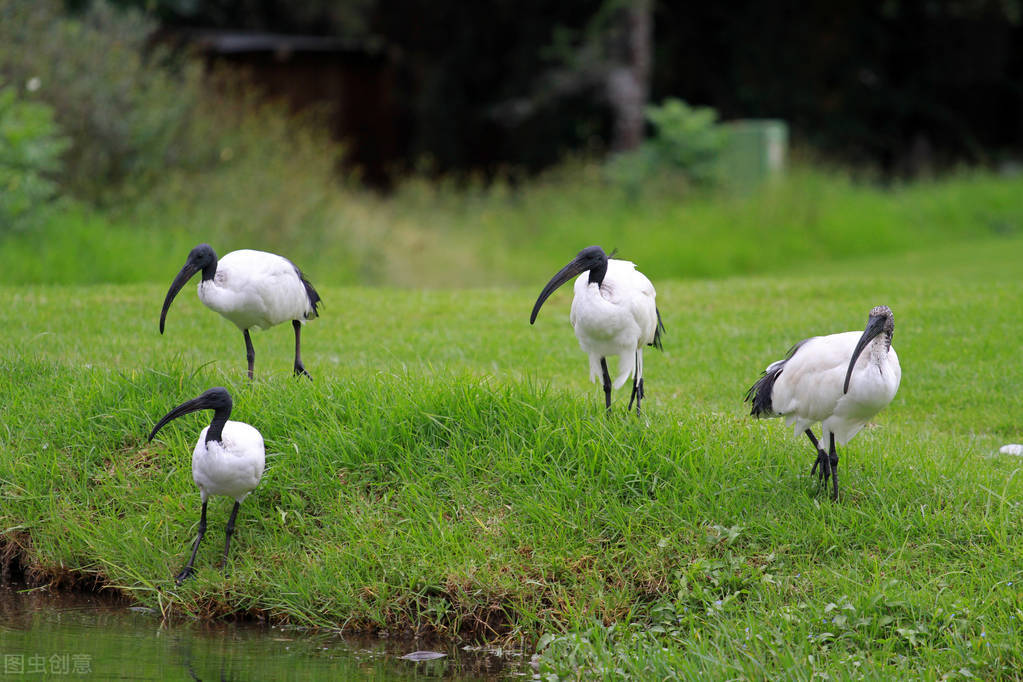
[148,387,233,445]
[159,244,219,334]
[844,305,895,394]
[530,246,610,324]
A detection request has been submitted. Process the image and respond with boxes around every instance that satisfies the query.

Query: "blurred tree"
[70,0,375,35]
[492,0,654,152]
[69,0,1023,176]
[654,0,1023,174]
[606,0,652,151]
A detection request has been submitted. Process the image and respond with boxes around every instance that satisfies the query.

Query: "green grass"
[1,228,1021,679]
[1,167,1021,288]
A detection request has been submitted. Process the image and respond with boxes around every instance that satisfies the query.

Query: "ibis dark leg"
[828,433,839,501]
[627,357,645,417]
[806,429,829,484]
[600,358,612,411]
[243,330,255,380]
[176,500,208,584]
[292,320,312,380]
[219,501,241,570]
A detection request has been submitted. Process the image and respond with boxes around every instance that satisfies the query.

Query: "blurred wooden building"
[183,30,399,186]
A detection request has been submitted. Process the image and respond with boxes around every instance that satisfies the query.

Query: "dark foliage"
[89,0,1023,176]
[655,0,1023,175]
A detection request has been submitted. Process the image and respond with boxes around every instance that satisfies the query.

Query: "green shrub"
[0,0,200,204]
[607,98,728,195]
[0,84,69,231]
[645,98,728,181]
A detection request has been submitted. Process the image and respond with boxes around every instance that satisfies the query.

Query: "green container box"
[721,119,788,191]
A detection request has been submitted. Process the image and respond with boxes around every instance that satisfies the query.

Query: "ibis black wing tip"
[292,263,322,317]
[649,307,666,350]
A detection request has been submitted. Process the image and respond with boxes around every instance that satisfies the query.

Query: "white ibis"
[530,246,664,416]
[159,244,321,379]
[745,305,901,500]
[147,387,265,584]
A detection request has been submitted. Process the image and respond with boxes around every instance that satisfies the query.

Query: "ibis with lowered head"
[160,244,321,379]
[745,305,901,500]
[148,387,264,584]
[530,246,664,416]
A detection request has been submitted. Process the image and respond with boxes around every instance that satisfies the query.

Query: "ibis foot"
[810,449,830,484]
[294,362,312,380]
[291,320,311,380]
[628,376,645,417]
[826,435,839,501]
[175,566,195,585]
[805,429,827,486]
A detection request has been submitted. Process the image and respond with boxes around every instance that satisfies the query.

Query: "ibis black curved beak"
[148,388,232,442]
[159,262,201,334]
[530,246,608,324]
[843,314,888,394]
[530,260,588,324]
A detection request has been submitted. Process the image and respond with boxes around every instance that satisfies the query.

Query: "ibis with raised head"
[148,387,265,584]
[745,305,901,500]
[159,244,321,379]
[530,246,664,416]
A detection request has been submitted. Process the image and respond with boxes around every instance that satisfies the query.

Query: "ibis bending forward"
[745,305,901,500]
[530,246,664,416]
[148,387,265,584]
[160,244,321,379]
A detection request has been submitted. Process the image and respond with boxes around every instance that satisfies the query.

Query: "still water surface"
[0,587,530,680]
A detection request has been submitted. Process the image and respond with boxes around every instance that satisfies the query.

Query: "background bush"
[0,0,199,204]
[0,84,69,232]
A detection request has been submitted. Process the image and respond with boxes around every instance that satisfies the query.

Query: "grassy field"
[2,167,1022,289]
[1,223,1021,678]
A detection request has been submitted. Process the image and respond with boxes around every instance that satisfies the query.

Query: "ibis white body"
[147,387,265,583]
[747,304,901,500]
[764,330,901,445]
[570,258,659,390]
[531,246,663,415]
[192,421,265,503]
[197,249,318,332]
[160,244,321,379]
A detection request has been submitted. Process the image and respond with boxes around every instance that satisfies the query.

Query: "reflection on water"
[0,587,529,680]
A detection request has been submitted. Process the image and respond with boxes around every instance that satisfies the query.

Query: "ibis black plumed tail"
[649,307,666,351]
[290,263,322,319]
[745,338,808,418]
[745,364,781,417]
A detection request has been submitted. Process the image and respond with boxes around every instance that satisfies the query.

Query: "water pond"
[0,587,532,680]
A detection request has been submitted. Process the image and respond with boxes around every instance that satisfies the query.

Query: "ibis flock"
[143,242,900,581]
